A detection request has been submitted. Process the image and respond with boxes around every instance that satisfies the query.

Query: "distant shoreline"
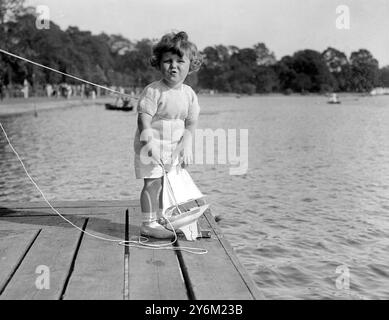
[198,92,373,98]
[0,96,113,117]
[1,92,386,117]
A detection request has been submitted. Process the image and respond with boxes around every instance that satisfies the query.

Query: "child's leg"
[140,178,162,222]
[140,177,173,238]
[159,175,164,212]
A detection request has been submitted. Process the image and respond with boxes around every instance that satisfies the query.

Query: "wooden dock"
[0,200,263,300]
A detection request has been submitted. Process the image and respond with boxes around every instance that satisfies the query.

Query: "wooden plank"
[128,207,187,300]
[176,209,264,300]
[0,200,138,210]
[0,206,129,217]
[63,211,126,300]
[0,230,40,295]
[0,201,263,300]
[0,219,41,232]
[0,216,85,300]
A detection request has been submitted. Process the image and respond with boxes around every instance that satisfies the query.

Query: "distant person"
[46,84,53,97]
[66,84,72,99]
[114,96,130,108]
[133,31,203,238]
[85,86,90,98]
[52,84,58,98]
[122,97,130,107]
[22,79,29,99]
[60,84,68,98]
[0,81,4,101]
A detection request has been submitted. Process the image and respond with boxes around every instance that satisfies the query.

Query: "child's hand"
[180,142,193,168]
[141,140,162,165]
[148,144,162,164]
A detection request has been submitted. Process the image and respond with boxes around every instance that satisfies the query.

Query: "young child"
[133,31,203,239]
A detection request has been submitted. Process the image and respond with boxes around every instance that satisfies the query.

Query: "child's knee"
[144,178,162,192]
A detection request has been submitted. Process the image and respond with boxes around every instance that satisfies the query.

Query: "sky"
[26,0,389,67]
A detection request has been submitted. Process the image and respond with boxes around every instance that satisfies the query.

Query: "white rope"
[0,48,135,99]
[0,48,208,254]
[0,123,207,254]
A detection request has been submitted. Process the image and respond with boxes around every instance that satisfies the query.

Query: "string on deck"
[0,48,208,255]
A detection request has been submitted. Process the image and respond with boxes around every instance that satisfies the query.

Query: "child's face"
[160,51,190,87]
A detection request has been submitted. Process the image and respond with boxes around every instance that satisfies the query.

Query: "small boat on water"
[327,93,341,104]
[370,87,389,96]
[105,97,135,112]
[105,103,133,112]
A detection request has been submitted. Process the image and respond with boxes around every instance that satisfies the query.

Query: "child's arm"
[173,117,197,167]
[138,113,160,163]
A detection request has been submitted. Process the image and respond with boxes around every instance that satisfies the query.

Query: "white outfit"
[133,80,200,179]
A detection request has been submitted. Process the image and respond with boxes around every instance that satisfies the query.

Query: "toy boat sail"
[328,93,341,104]
[159,166,209,241]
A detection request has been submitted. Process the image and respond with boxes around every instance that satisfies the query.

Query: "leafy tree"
[230,48,257,68]
[0,3,383,96]
[116,39,158,87]
[228,48,257,93]
[349,49,379,92]
[274,55,297,93]
[0,0,24,24]
[322,47,351,91]
[198,45,232,90]
[254,66,279,93]
[240,83,256,95]
[0,0,27,84]
[185,71,199,91]
[254,43,276,66]
[322,47,348,73]
[107,34,135,55]
[378,66,389,87]
[284,50,335,92]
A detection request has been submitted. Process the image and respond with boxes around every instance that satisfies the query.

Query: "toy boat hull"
[159,204,209,231]
[105,103,134,111]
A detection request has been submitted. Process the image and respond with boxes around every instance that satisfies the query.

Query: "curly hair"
[150,31,203,73]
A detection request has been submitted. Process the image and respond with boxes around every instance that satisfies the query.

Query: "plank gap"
[0,229,41,295]
[173,242,195,300]
[124,209,129,300]
[59,218,88,300]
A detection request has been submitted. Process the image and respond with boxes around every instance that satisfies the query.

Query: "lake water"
[1,95,389,299]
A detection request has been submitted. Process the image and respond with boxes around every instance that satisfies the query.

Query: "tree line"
[1,1,389,96]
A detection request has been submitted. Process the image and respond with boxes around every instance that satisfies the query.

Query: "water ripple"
[2,96,389,299]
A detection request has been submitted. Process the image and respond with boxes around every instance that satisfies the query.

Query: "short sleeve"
[187,90,200,121]
[137,86,158,117]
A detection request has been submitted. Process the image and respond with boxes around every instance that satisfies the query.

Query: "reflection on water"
[1,96,389,299]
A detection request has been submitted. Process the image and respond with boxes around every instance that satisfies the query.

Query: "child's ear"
[188,63,194,75]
